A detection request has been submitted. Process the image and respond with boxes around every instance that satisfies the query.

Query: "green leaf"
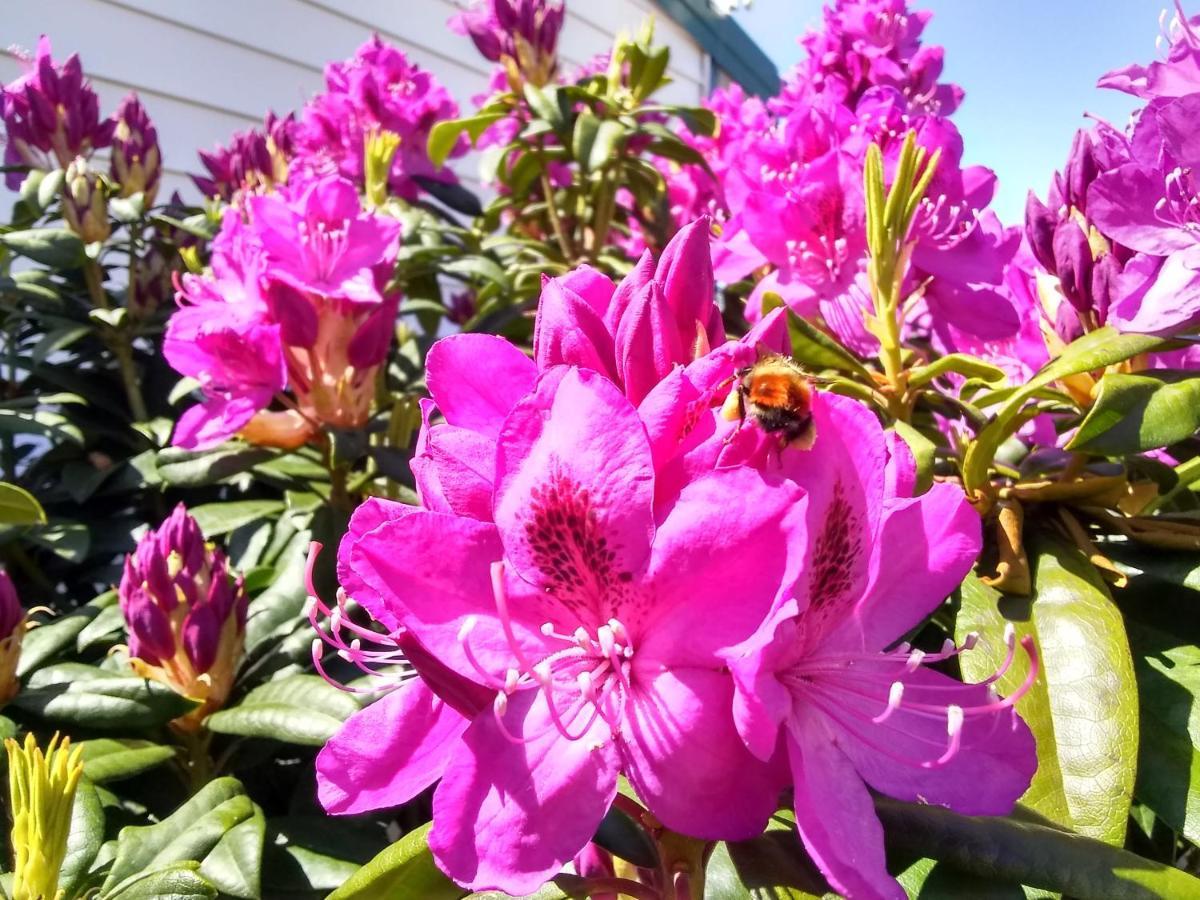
[0,227,85,267]
[876,797,1200,899]
[427,113,507,167]
[59,777,105,900]
[27,521,90,562]
[963,327,1166,490]
[101,778,256,897]
[522,85,565,130]
[587,121,625,172]
[328,823,465,900]
[1068,371,1200,454]
[0,408,84,445]
[12,669,199,731]
[0,482,46,525]
[892,421,936,494]
[243,530,311,654]
[101,861,217,900]
[706,828,827,899]
[908,353,1007,390]
[1126,622,1200,845]
[895,857,1027,898]
[188,500,286,538]
[79,739,176,784]
[956,537,1138,844]
[155,446,276,487]
[571,109,601,171]
[263,817,388,898]
[762,296,871,378]
[198,806,264,900]
[18,598,110,676]
[205,674,360,746]
[592,805,658,869]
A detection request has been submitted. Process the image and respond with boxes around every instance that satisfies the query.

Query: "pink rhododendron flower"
[1,36,114,189]
[451,0,564,88]
[1098,1,1200,100]
[726,397,1038,900]
[318,367,806,892]
[110,92,161,205]
[294,36,463,202]
[773,0,962,118]
[165,175,401,449]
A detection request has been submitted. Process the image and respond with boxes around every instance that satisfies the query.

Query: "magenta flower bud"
[119,504,248,730]
[450,0,563,87]
[61,157,111,244]
[110,92,161,205]
[0,569,26,707]
[1024,190,1058,273]
[1,37,115,190]
[193,111,294,201]
[1052,218,1094,312]
[1090,251,1120,323]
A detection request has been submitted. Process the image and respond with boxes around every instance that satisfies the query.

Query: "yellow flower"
[6,733,84,900]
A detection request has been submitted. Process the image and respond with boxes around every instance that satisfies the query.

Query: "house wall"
[1,0,712,201]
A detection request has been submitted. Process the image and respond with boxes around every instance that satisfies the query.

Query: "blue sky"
[730,0,1173,223]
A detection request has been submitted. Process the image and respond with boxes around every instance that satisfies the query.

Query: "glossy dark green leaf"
[198,805,264,899]
[101,777,256,897]
[705,829,826,899]
[522,85,566,130]
[155,446,275,487]
[0,481,46,525]
[591,805,659,869]
[18,600,108,677]
[205,674,360,746]
[571,109,601,171]
[876,798,1200,899]
[907,353,1006,390]
[1068,371,1200,454]
[188,500,286,538]
[895,858,1027,898]
[0,408,84,445]
[12,668,199,731]
[0,227,85,268]
[78,738,176,784]
[243,529,311,654]
[59,777,105,900]
[956,537,1138,844]
[1126,621,1200,844]
[328,823,466,900]
[263,816,388,898]
[75,603,126,653]
[101,861,217,900]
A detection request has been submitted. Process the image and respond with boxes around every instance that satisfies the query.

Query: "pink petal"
[426,333,537,437]
[883,429,917,499]
[822,662,1036,816]
[634,466,806,667]
[494,368,655,624]
[656,217,723,351]
[614,282,685,404]
[336,497,418,631]
[533,276,619,381]
[429,687,620,894]
[172,392,266,451]
[316,679,469,814]
[788,718,904,900]
[622,667,782,840]
[418,424,496,521]
[835,483,980,652]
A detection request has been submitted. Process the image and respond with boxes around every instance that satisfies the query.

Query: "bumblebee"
[721,352,816,449]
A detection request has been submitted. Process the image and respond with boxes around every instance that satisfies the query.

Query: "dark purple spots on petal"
[809,479,862,610]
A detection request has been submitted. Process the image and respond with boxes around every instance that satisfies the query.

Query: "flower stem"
[539,148,576,262]
[84,260,149,422]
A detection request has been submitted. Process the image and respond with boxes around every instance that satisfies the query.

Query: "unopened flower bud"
[119,504,248,730]
[1052,218,1094,312]
[110,92,161,205]
[0,570,26,707]
[62,157,110,244]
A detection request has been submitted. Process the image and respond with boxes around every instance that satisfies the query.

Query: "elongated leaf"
[1068,371,1200,454]
[963,327,1165,490]
[0,481,46,524]
[956,537,1138,845]
[199,806,264,900]
[571,109,601,170]
[0,408,84,445]
[243,529,311,654]
[592,805,658,869]
[329,823,465,900]
[79,739,176,784]
[908,353,1006,389]
[101,778,255,896]
[102,861,217,900]
[18,596,112,676]
[188,500,286,538]
[706,829,826,899]
[892,421,936,494]
[427,113,507,166]
[0,227,85,267]
[264,816,388,897]
[12,670,199,730]
[156,446,275,487]
[205,674,359,746]
[59,777,105,900]
[1126,622,1200,844]
[772,301,872,378]
[876,798,1200,899]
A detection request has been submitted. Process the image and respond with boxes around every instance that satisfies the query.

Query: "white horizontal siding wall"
[2,0,710,202]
